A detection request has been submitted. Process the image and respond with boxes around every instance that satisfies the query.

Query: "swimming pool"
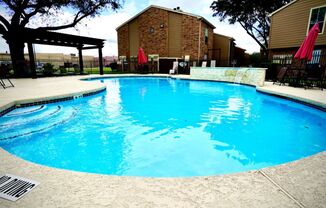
[0,77,325,177]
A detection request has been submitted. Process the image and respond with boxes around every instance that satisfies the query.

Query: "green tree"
[0,0,122,77]
[249,52,261,66]
[210,0,290,59]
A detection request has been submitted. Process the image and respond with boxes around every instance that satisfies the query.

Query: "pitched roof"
[235,46,246,51]
[269,0,298,17]
[116,5,216,30]
[214,33,234,40]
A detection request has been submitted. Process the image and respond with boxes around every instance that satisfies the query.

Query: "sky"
[0,0,260,57]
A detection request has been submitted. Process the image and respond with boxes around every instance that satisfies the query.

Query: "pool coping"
[0,74,170,116]
[256,86,326,111]
[1,74,325,114]
[0,87,106,116]
[86,74,326,111]
[0,74,326,207]
[0,83,107,114]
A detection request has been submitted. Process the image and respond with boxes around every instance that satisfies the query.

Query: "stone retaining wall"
[190,67,267,87]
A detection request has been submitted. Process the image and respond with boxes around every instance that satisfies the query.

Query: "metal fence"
[0,55,114,76]
[266,51,326,81]
[116,57,247,75]
[3,50,325,78]
[271,50,326,66]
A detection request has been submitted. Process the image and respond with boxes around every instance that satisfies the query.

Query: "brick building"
[212,33,235,66]
[116,5,216,68]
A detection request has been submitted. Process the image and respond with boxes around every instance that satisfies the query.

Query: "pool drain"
[0,174,39,202]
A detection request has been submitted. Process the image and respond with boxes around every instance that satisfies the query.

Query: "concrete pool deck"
[0,74,326,208]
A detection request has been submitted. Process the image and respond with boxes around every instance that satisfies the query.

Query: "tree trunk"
[260,48,269,62]
[7,29,29,77]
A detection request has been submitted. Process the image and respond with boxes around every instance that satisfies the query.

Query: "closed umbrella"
[294,23,320,61]
[138,47,148,64]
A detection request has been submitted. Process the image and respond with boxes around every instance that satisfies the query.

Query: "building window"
[205,27,208,44]
[272,54,293,64]
[307,50,322,64]
[308,6,326,34]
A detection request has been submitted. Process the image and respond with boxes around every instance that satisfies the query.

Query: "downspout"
[228,39,231,66]
[197,19,202,62]
[229,38,235,66]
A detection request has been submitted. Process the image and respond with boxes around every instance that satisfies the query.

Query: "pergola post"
[78,46,84,74]
[18,29,105,77]
[98,46,103,75]
[27,42,36,79]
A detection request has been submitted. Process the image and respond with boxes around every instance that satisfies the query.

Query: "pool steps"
[0,105,78,141]
[0,88,105,117]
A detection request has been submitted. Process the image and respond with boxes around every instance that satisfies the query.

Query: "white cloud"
[29,1,139,56]
[1,1,138,56]
[0,0,260,56]
[148,0,213,13]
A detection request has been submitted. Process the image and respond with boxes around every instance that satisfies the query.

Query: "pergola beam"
[82,46,101,50]
[31,40,78,47]
[21,28,105,77]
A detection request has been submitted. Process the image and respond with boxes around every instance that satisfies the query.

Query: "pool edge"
[1,75,326,207]
[0,146,325,207]
[0,86,106,116]
[256,87,326,112]
[2,75,325,115]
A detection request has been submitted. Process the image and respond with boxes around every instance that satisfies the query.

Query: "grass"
[61,67,117,74]
[83,67,112,74]
[82,67,134,74]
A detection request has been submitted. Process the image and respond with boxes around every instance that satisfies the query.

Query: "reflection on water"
[1,77,325,177]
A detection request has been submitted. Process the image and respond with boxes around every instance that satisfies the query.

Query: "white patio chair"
[210,60,216,67]
[169,61,179,74]
[201,61,207,67]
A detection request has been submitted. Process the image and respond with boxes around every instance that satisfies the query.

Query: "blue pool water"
[1,77,326,177]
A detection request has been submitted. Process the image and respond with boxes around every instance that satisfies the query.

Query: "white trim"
[269,0,297,17]
[306,5,326,35]
[198,21,202,62]
[213,33,234,40]
[116,5,216,30]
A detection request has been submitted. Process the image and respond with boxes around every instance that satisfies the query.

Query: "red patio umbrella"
[138,47,148,65]
[294,23,320,61]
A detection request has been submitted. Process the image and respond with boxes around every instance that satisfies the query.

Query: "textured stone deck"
[0,74,325,208]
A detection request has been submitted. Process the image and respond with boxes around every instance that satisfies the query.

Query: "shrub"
[60,67,67,74]
[43,63,55,75]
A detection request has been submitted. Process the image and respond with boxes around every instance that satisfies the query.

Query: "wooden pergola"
[23,28,105,78]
